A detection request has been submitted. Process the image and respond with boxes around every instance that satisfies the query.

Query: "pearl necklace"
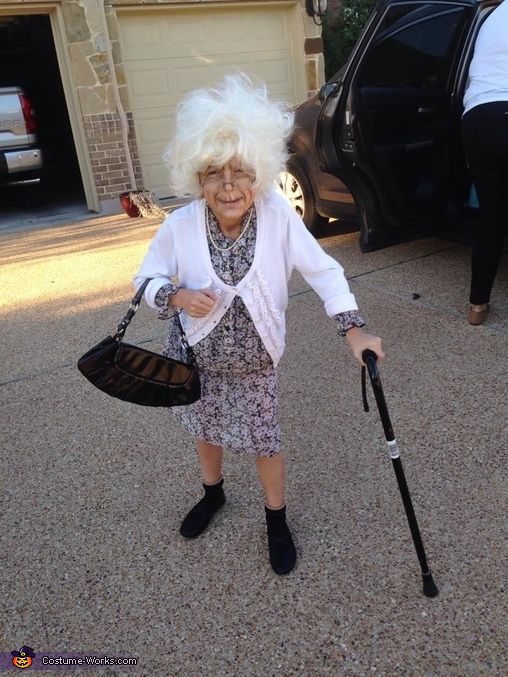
[206,205,253,252]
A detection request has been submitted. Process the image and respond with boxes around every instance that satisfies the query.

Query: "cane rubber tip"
[422,571,439,598]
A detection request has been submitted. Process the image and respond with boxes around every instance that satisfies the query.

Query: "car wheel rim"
[277,171,305,218]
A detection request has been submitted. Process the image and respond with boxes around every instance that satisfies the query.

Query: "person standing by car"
[134,75,384,575]
[461,0,508,325]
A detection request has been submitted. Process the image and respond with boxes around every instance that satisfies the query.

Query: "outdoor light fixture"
[306,0,328,25]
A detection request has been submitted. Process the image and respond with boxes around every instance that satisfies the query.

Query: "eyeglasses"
[201,169,255,190]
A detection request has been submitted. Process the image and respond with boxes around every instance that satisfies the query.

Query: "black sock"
[202,478,224,505]
[265,504,290,536]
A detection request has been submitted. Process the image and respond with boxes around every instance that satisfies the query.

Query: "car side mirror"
[318,82,339,103]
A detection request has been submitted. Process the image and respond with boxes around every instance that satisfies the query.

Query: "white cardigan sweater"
[134,190,358,367]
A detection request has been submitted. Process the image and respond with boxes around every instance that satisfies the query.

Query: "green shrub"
[323,0,377,80]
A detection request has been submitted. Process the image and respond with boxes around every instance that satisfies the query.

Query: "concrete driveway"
[0,212,506,675]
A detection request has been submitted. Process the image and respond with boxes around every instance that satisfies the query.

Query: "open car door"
[318,0,475,250]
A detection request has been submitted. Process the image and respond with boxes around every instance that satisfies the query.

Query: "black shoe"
[265,505,297,575]
[179,489,225,539]
[267,530,297,575]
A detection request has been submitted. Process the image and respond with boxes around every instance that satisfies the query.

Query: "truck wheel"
[277,159,328,234]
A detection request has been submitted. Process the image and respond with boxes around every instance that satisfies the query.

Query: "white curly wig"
[164,74,294,197]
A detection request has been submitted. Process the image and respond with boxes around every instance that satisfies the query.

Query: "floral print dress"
[155,206,364,457]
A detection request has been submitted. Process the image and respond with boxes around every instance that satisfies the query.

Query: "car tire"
[277,158,328,234]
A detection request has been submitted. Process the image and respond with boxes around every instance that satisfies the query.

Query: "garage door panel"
[246,56,293,87]
[206,62,256,85]
[209,12,290,47]
[124,60,177,110]
[121,12,291,61]
[172,55,292,95]
[161,16,208,48]
[135,116,174,150]
[120,15,207,60]
[127,50,296,110]
[172,64,218,96]
[173,62,258,98]
[127,68,173,104]
[118,6,303,197]
[214,13,290,46]
[120,19,163,53]
[143,162,170,192]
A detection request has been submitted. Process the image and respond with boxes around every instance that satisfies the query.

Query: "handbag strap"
[114,279,151,339]
[114,279,195,362]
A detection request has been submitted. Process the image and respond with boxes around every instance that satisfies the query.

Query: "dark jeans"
[461,102,508,305]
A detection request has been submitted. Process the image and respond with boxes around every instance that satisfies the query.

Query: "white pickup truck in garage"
[0,86,43,185]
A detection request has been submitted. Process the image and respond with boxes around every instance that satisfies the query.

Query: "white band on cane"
[387,439,400,459]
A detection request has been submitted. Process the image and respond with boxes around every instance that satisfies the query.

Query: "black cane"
[361,349,439,598]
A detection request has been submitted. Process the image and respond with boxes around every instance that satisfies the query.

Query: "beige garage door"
[118,4,305,198]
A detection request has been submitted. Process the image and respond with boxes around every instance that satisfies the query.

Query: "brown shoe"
[468,304,489,325]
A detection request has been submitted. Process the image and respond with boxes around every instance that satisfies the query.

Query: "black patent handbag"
[77,279,200,407]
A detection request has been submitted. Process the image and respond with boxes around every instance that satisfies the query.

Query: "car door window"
[359,5,468,90]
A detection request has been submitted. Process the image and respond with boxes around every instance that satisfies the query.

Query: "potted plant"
[119,190,166,218]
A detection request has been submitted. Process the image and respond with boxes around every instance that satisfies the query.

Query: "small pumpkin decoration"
[11,646,35,669]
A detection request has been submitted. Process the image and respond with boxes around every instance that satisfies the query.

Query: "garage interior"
[0,14,88,228]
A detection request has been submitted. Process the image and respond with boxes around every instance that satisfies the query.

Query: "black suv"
[278,0,499,251]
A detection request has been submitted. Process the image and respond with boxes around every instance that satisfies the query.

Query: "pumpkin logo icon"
[11,646,35,669]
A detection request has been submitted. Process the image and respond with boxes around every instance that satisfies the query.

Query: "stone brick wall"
[84,112,143,200]
[63,0,116,115]
[302,11,326,97]
[61,0,142,202]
